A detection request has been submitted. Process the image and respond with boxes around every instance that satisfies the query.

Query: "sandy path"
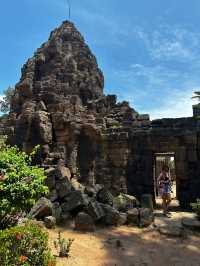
[48,223,200,266]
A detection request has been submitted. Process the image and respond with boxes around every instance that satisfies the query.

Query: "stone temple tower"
[1,20,200,207]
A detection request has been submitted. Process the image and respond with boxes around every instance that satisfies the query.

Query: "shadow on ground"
[47,215,200,266]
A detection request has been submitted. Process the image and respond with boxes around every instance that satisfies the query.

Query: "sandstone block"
[139,208,154,227]
[61,191,89,213]
[28,197,52,220]
[44,216,56,229]
[127,208,139,225]
[75,212,95,231]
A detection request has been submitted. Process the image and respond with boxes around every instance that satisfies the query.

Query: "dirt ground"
[48,222,200,266]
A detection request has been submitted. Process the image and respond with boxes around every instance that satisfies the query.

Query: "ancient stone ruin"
[1,20,200,216]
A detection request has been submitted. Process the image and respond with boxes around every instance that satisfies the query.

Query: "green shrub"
[0,222,56,266]
[191,199,200,219]
[54,231,74,257]
[0,136,48,223]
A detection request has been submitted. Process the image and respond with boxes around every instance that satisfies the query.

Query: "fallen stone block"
[52,202,62,223]
[113,193,139,211]
[96,188,114,206]
[101,204,120,226]
[71,178,85,192]
[75,212,95,231]
[61,191,89,213]
[87,200,105,221]
[44,216,56,229]
[55,165,71,180]
[56,179,72,198]
[45,168,56,190]
[158,225,183,237]
[47,189,58,202]
[127,208,139,225]
[28,197,52,220]
[84,186,96,197]
[182,217,200,231]
[139,208,154,227]
[118,212,127,226]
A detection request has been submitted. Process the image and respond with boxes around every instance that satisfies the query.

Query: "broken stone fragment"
[71,178,85,192]
[44,216,56,229]
[100,204,120,226]
[56,179,72,198]
[96,188,114,206]
[61,191,89,213]
[84,186,96,197]
[182,217,200,231]
[118,212,127,226]
[54,165,71,180]
[33,111,53,144]
[87,200,105,221]
[60,212,71,223]
[75,212,95,231]
[127,208,139,226]
[113,193,139,211]
[158,225,183,237]
[139,208,154,227]
[45,168,56,190]
[52,202,62,223]
[47,189,58,202]
[28,197,52,220]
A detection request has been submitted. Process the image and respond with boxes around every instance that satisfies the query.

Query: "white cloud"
[133,25,200,62]
[147,90,196,120]
[130,64,180,85]
[151,40,193,60]
[111,64,200,119]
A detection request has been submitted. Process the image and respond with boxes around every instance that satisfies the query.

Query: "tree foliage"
[192,91,200,102]
[0,136,48,218]
[0,222,56,266]
[0,86,15,113]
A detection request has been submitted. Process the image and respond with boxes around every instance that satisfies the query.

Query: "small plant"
[54,232,74,258]
[0,221,56,266]
[191,199,200,220]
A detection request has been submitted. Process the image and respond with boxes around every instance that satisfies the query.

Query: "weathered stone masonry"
[127,117,200,208]
[1,21,200,207]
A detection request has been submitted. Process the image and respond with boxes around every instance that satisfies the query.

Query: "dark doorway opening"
[153,152,176,199]
[77,131,96,185]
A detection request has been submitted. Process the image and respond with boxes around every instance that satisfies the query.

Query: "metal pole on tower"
[67,0,71,21]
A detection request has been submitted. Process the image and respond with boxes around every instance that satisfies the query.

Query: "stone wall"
[1,21,200,208]
[127,117,200,207]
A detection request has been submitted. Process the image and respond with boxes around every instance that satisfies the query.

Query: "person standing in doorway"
[157,165,172,217]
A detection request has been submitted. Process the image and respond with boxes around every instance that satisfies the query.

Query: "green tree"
[0,86,15,113]
[0,136,48,218]
[192,91,200,102]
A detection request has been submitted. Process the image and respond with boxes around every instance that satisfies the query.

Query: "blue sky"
[0,0,200,119]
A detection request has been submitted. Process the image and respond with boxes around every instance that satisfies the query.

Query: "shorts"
[159,185,171,197]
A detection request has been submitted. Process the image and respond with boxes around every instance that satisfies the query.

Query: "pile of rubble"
[28,165,154,231]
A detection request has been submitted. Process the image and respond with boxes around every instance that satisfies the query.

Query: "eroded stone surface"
[75,212,95,231]
[1,20,200,209]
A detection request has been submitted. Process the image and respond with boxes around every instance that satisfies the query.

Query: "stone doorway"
[77,130,97,186]
[153,152,177,199]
